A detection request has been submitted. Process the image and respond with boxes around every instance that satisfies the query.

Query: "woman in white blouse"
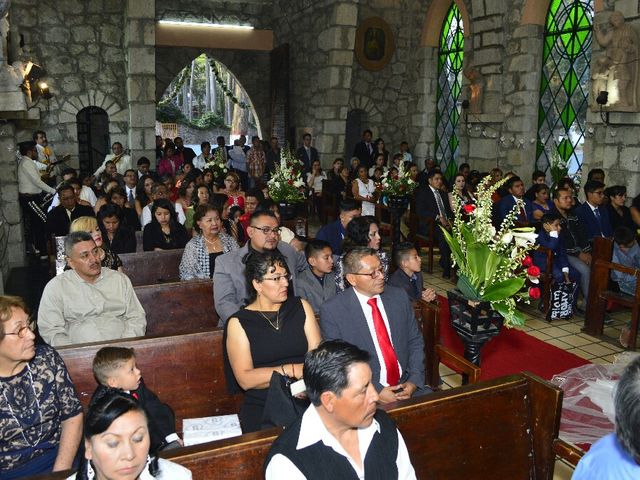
[352,165,377,216]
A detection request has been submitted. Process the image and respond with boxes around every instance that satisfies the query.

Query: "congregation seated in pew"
[97,203,137,254]
[70,216,123,272]
[0,295,83,479]
[38,231,146,347]
[265,340,416,479]
[294,239,337,315]
[179,204,239,281]
[224,250,321,433]
[66,390,191,480]
[91,347,182,452]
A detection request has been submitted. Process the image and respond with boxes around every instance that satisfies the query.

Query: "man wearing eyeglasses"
[38,231,146,346]
[320,247,427,404]
[213,210,307,325]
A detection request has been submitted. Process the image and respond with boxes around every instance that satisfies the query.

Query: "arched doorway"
[76,107,110,174]
[157,54,262,152]
[344,109,369,160]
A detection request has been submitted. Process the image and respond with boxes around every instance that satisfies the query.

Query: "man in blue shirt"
[573,355,640,479]
[316,199,361,255]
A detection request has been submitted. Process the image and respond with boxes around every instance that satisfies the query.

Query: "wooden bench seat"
[120,249,184,286]
[58,329,242,428]
[134,279,219,335]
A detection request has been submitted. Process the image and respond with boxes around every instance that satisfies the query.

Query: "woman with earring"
[0,295,83,479]
[224,251,321,433]
[69,390,191,479]
[179,204,239,280]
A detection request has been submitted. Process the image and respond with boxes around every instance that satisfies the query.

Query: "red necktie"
[132,392,139,400]
[367,297,400,386]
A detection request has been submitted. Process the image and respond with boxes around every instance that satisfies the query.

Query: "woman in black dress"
[224,251,321,433]
[98,204,137,254]
[142,199,189,251]
[606,185,637,232]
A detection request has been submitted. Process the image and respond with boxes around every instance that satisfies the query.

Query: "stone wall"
[9,0,130,169]
[274,0,358,165]
[0,123,23,281]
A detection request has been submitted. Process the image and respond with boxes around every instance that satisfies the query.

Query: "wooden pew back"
[134,279,219,335]
[159,373,562,479]
[120,249,184,286]
[58,330,242,428]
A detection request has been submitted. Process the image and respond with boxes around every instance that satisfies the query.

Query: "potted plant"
[267,149,306,220]
[442,176,540,365]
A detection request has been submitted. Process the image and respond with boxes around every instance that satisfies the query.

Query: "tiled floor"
[420,260,631,479]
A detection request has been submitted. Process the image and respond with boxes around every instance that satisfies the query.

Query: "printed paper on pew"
[183,414,242,446]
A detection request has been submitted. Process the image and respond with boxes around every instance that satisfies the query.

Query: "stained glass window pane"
[537,0,593,175]
[436,3,464,180]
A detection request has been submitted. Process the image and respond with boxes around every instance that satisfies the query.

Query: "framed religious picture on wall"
[355,17,395,72]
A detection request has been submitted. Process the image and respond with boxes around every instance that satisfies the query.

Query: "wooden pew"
[120,249,184,286]
[134,279,219,335]
[156,372,578,479]
[585,236,640,349]
[58,330,242,428]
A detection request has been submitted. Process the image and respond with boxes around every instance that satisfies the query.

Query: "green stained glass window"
[537,0,593,174]
[436,3,464,180]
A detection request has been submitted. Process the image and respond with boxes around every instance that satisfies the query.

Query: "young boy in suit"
[533,212,580,285]
[388,242,437,302]
[612,227,640,347]
[294,239,336,314]
[91,347,182,451]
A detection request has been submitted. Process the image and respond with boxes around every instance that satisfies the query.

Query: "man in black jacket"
[415,170,453,278]
[352,129,375,169]
[46,183,95,237]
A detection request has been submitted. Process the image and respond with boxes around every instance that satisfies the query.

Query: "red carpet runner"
[438,297,590,381]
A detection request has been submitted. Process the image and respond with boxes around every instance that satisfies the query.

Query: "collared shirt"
[38,268,146,346]
[265,405,416,480]
[352,288,403,386]
[94,153,133,176]
[17,155,56,195]
[48,186,97,211]
[429,185,446,218]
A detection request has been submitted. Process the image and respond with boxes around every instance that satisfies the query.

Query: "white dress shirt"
[265,405,416,480]
[140,202,186,227]
[48,186,97,211]
[93,153,132,176]
[18,156,56,195]
[193,153,212,171]
[352,289,403,387]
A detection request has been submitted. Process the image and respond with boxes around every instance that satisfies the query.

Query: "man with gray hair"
[38,231,146,346]
[573,355,640,478]
[320,247,426,405]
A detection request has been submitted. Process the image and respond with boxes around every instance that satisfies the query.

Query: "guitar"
[41,154,71,182]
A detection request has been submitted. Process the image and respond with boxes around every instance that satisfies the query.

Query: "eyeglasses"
[250,226,281,236]
[5,319,35,339]
[262,274,292,283]
[350,266,384,279]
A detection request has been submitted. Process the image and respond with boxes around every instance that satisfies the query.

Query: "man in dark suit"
[173,136,196,165]
[495,176,533,227]
[352,129,375,169]
[46,183,95,236]
[320,247,426,404]
[296,133,319,174]
[315,199,361,255]
[576,180,612,241]
[415,170,453,278]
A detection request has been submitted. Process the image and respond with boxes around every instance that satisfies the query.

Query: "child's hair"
[93,347,136,385]
[228,205,243,220]
[305,239,332,260]
[393,242,417,268]
[614,226,636,247]
[540,212,560,225]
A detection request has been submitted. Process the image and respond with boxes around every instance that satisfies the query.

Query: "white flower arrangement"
[205,148,229,180]
[378,161,417,197]
[267,149,306,203]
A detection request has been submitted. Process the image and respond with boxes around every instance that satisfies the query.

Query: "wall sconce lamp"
[461,99,470,125]
[596,90,609,125]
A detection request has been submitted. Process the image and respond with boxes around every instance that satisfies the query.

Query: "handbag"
[548,281,577,320]
[261,371,309,430]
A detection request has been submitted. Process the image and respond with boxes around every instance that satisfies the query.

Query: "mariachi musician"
[18,140,57,256]
[34,130,62,186]
[93,141,132,177]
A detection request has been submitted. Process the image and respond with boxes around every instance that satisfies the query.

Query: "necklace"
[1,364,44,447]
[258,310,281,331]
[203,235,220,249]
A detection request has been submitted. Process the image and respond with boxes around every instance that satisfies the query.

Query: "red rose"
[529,287,541,300]
[522,256,533,268]
[527,265,541,277]
[462,204,476,214]
[288,179,293,185]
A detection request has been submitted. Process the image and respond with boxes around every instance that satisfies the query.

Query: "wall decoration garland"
[158,66,190,106]
[207,57,251,110]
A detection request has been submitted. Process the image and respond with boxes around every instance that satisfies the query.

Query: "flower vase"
[447,289,504,371]
[386,195,409,245]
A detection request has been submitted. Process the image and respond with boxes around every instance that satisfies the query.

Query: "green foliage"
[156,103,186,123]
[191,111,227,130]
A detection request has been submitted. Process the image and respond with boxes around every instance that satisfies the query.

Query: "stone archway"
[56,90,128,166]
[421,0,472,47]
